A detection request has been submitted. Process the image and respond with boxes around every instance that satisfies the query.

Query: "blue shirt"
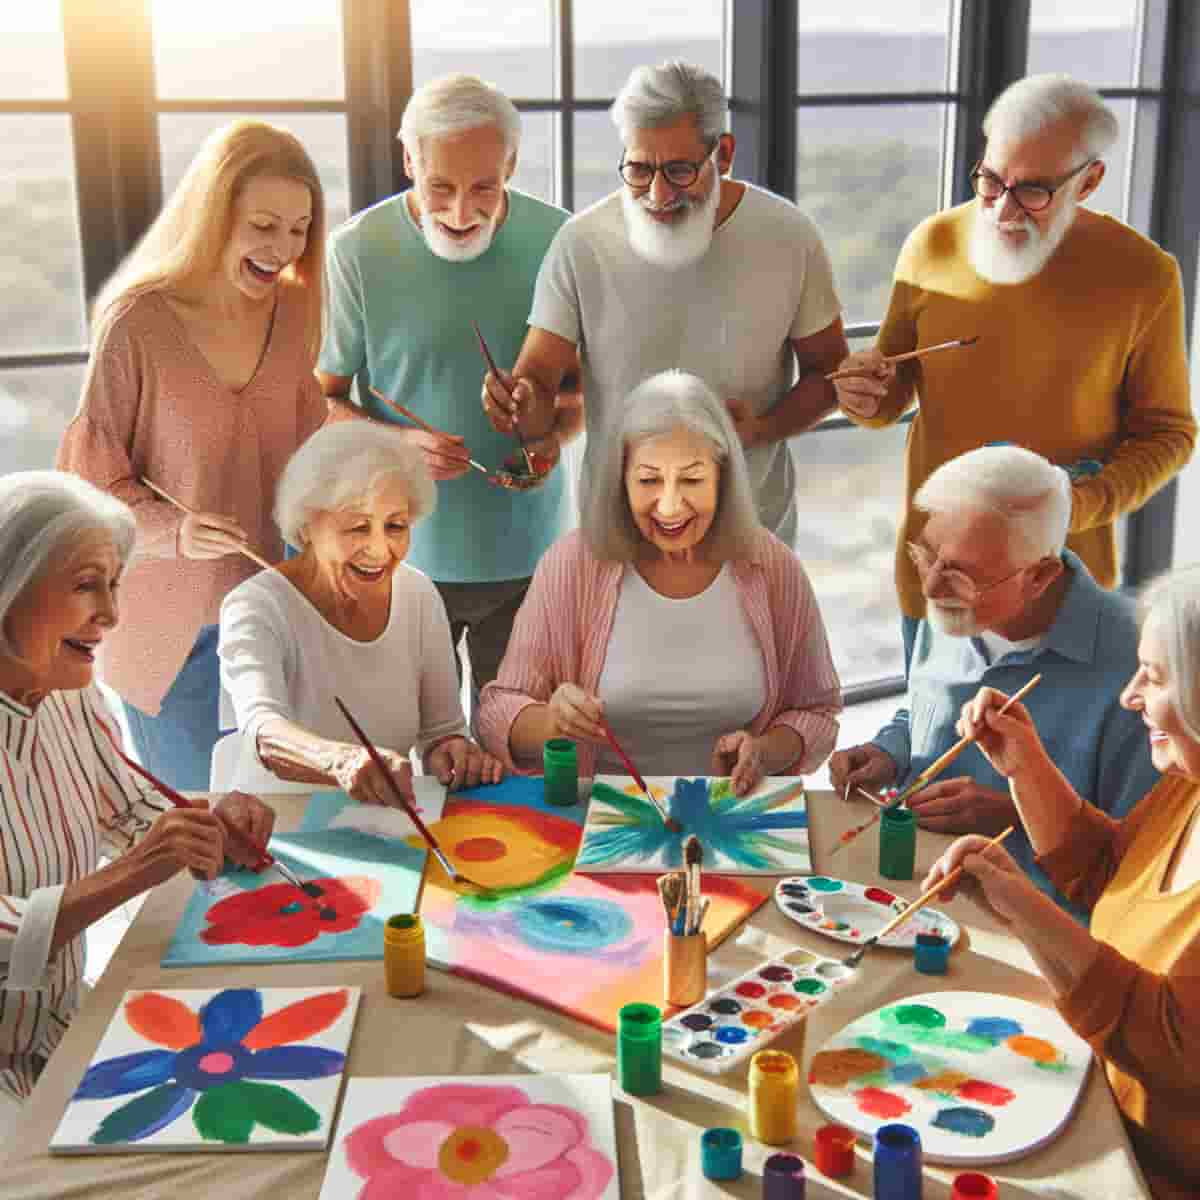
[872,551,1158,921]
[319,189,571,583]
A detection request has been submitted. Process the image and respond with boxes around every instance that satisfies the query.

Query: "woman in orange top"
[925,565,1200,1200]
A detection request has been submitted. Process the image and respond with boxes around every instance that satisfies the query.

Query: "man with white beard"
[829,446,1157,921]
[318,74,573,700]
[833,74,1195,662]
[480,60,847,547]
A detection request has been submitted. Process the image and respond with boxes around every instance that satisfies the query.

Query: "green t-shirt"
[319,188,571,583]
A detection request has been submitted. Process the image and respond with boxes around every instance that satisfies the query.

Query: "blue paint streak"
[931,1107,995,1138]
[512,896,633,955]
[966,1017,1024,1044]
[889,1062,929,1085]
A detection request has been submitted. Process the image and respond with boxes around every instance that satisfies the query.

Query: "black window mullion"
[555,0,574,212]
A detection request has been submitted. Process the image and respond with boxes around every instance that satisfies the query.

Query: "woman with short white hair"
[479,370,841,795]
[0,472,274,1124]
[925,565,1200,1199]
[219,424,503,804]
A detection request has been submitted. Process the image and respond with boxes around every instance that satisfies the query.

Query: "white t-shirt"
[218,565,466,792]
[595,565,767,776]
[976,629,1043,665]
[529,184,842,543]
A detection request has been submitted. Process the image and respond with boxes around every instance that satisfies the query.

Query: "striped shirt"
[0,684,168,1102]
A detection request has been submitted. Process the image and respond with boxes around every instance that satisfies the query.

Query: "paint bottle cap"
[873,1124,922,1200]
[914,931,951,975]
[762,1152,806,1199]
[543,738,579,806]
[701,1127,743,1181]
[951,1172,999,1200]
[384,913,423,940]
[814,1123,855,1178]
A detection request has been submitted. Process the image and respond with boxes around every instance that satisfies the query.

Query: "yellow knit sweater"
[861,202,1195,618]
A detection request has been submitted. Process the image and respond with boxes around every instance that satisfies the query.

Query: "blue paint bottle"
[874,1123,922,1200]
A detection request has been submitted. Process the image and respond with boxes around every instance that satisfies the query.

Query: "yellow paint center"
[438,1125,509,1186]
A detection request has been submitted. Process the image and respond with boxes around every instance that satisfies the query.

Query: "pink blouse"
[57,282,326,714]
[478,529,842,776]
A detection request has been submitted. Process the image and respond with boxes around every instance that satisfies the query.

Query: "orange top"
[1039,774,1200,1199]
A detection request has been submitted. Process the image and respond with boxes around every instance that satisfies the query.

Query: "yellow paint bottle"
[384,913,425,998]
[749,1049,799,1145]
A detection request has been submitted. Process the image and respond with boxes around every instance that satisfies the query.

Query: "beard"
[927,600,981,638]
[420,206,499,263]
[620,171,721,270]
[968,191,1078,285]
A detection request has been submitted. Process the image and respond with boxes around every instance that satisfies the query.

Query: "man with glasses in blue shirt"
[830,445,1157,921]
[830,73,1194,665]
[480,59,847,547]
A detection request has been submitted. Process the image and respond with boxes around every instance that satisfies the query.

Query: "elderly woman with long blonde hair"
[478,370,841,795]
[58,119,328,791]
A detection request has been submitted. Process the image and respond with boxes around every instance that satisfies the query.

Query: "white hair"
[0,471,135,659]
[580,370,762,563]
[915,445,1071,562]
[983,73,1119,160]
[1139,566,1200,743]
[274,423,436,549]
[610,60,727,145]
[398,73,521,161]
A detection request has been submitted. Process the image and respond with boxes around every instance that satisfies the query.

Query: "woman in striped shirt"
[478,370,842,792]
[0,472,275,1125]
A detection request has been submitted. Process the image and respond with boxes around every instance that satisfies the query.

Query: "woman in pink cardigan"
[58,120,328,791]
[478,370,841,794]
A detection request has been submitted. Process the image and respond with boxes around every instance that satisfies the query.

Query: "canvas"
[808,991,1093,1164]
[318,1073,619,1199]
[161,827,426,967]
[379,776,766,1032]
[300,779,446,837]
[576,776,811,875]
[50,986,360,1154]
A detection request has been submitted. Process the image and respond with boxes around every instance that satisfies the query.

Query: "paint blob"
[852,1087,911,1119]
[794,978,825,995]
[883,1004,946,1031]
[915,1070,972,1095]
[742,1011,775,1030]
[512,896,632,955]
[809,1049,888,1087]
[710,998,742,1015]
[454,837,508,863]
[855,1037,912,1060]
[769,994,803,1011]
[715,1026,751,1045]
[760,965,793,982]
[807,877,844,892]
[689,1042,727,1059]
[931,1106,996,1139]
[1006,1035,1060,1064]
[957,1079,1016,1107]
[864,888,896,905]
[680,1013,713,1032]
[786,901,815,916]
[815,962,849,980]
[736,981,767,999]
[779,883,810,898]
[889,1062,929,1085]
[785,949,817,967]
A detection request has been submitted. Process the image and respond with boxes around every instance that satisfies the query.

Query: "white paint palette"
[773,876,960,950]
[662,948,857,1075]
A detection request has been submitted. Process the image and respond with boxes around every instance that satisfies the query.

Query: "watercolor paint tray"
[662,947,857,1075]
[774,876,960,950]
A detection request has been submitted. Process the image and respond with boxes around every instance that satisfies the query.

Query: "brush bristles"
[684,835,703,866]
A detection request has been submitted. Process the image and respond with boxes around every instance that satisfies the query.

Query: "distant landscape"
[0,25,1139,684]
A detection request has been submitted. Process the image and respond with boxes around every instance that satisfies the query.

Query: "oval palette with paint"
[808,990,1093,1164]
[659,947,857,1075]
[774,876,960,950]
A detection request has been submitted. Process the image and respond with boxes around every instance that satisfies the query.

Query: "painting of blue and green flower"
[576,776,810,875]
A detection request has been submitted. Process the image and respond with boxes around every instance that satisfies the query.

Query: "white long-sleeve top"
[218,565,467,791]
[0,685,169,1101]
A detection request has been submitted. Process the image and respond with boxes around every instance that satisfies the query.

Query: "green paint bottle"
[879,805,916,880]
[543,738,579,806]
[617,1002,662,1095]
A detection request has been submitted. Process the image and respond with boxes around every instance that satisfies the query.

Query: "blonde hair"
[92,118,326,361]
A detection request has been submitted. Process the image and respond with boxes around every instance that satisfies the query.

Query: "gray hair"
[580,370,761,563]
[274,423,436,549]
[610,60,727,145]
[915,445,1071,562]
[0,471,135,659]
[1139,566,1200,743]
[399,73,521,161]
[984,73,1119,160]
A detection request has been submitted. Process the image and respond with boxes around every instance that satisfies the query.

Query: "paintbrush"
[827,787,896,858]
[367,386,495,480]
[842,825,1014,969]
[109,741,325,900]
[684,836,703,934]
[139,477,273,572]
[658,872,685,935]
[334,696,486,891]
[598,717,681,832]
[825,336,979,381]
[472,321,536,477]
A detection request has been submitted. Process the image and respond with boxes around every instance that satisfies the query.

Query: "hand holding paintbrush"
[140,478,272,571]
[473,322,539,478]
[827,336,978,422]
[367,386,495,482]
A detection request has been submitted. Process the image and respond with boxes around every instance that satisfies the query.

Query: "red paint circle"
[198,1051,235,1075]
[768,993,803,1011]
[864,887,896,905]
[454,837,507,863]
[735,981,767,999]
[458,1138,481,1161]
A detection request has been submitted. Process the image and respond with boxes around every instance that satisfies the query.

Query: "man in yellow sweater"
[834,73,1195,648]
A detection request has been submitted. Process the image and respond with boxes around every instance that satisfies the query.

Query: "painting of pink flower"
[341,1080,616,1199]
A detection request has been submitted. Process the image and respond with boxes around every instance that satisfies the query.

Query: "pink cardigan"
[57,283,326,713]
[478,529,842,777]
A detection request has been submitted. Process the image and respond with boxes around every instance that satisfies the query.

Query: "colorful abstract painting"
[809,991,1092,1164]
[161,828,426,967]
[575,775,810,875]
[391,776,766,1032]
[318,1074,618,1199]
[51,987,359,1154]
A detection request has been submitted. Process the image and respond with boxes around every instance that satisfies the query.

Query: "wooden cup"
[664,930,707,1007]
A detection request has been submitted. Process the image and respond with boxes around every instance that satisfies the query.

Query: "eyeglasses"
[906,541,1036,605]
[618,143,717,190]
[969,157,1095,214]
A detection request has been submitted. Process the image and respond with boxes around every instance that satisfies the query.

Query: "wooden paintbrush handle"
[141,476,272,572]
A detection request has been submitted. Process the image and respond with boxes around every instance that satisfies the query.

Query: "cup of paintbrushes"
[664,928,707,1007]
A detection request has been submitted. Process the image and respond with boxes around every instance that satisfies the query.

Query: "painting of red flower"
[200,877,382,949]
